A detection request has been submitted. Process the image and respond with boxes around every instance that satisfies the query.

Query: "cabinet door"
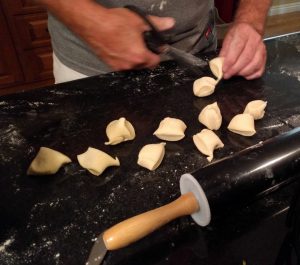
[1,0,45,15]
[14,12,50,49]
[0,5,23,88]
[22,46,53,81]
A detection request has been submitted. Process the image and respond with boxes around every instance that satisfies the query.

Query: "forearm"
[233,0,272,35]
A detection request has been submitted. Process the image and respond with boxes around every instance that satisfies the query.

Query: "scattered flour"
[0,238,14,253]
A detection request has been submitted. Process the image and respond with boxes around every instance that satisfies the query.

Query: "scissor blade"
[86,233,107,265]
[164,45,207,76]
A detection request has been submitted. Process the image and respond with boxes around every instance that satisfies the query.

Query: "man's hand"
[219,0,271,80]
[220,22,266,80]
[82,7,175,71]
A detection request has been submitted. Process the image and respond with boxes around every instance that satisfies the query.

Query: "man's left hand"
[220,22,267,80]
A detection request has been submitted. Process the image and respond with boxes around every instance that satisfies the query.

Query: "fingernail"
[165,17,175,28]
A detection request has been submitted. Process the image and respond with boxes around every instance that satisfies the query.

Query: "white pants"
[53,53,88,84]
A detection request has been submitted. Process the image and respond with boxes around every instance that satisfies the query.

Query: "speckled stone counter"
[0,32,300,265]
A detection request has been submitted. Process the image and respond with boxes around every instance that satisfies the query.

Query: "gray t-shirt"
[48,0,215,76]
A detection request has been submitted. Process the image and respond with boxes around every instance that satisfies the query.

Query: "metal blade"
[86,233,107,265]
[163,45,208,76]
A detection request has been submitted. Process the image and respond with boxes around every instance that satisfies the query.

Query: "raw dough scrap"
[193,129,224,162]
[105,117,135,145]
[154,117,187,141]
[209,57,224,81]
[137,142,166,171]
[198,102,222,130]
[227,113,256,136]
[77,147,120,176]
[244,100,267,120]
[27,147,71,175]
[193,77,217,97]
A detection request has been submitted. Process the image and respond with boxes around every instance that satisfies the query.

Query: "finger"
[219,33,233,58]
[125,44,161,70]
[149,15,175,31]
[238,43,266,77]
[223,37,261,79]
[244,68,265,80]
[244,58,266,80]
[143,52,161,69]
[221,34,247,76]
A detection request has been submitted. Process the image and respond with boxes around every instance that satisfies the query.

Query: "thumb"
[149,16,175,31]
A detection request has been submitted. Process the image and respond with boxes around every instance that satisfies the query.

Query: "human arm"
[37,0,175,71]
[219,0,272,80]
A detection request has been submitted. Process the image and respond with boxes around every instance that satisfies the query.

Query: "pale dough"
[244,100,267,120]
[193,57,224,98]
[77,147,120,176]
[193,129,224,162]
[209,57,224,81]
[105,117,135,145]
[198,102,222,130]
[153,117,187,141]
[193,77,217,97]
[137,142,166,171]
[27,147,71,175]
[227,113,256,136]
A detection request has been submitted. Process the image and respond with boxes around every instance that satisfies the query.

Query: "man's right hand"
[41,0,175,71]
[84,7,175,71]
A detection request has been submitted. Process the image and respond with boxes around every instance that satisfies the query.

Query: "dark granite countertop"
[0,32,300,265]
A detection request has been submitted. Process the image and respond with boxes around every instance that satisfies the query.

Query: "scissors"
[125,5,208,75]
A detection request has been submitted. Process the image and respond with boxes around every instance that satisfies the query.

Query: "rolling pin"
[87,127,300,265]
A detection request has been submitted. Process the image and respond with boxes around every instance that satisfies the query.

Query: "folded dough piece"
[198,102,222,130]
[137,142,166,171]
[193,57,224,98]
[105,117,135,145]
[244,100,267,120]
[193,129,224,162]
[228,113,256,136]
[77,147,120,176]
[209,57,224,81]
[154,117,187,141]
[27,147,71,175]
[193,77,217,97]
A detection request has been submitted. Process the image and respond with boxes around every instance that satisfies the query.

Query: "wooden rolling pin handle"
[103,192,199,250]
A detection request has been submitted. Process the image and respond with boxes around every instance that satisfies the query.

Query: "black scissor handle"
[125,5,166,54]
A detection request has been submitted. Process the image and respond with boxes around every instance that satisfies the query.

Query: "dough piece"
[227,113,256,136]
[244,100,267,120]
[193,77,217,97]
[154,117,187,141]
[77,147,120,176]
[193,57,224,98]
[193,129,224,162]
[27,147,71,175]
[105,117,135,145]
[198,102,222,130]
[209,57,224,81]
[137,142,166,171]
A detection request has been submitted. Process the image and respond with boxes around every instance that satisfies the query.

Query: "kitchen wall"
[272,0,300,6]
[269,0,300,15]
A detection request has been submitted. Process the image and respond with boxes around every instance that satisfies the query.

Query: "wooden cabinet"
[0,0,54,94]
[0,4,23,87]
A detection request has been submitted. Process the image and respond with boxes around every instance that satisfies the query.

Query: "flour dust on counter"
[0,233,20,265]
[0,124,27,164]
[1,33,300,265]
